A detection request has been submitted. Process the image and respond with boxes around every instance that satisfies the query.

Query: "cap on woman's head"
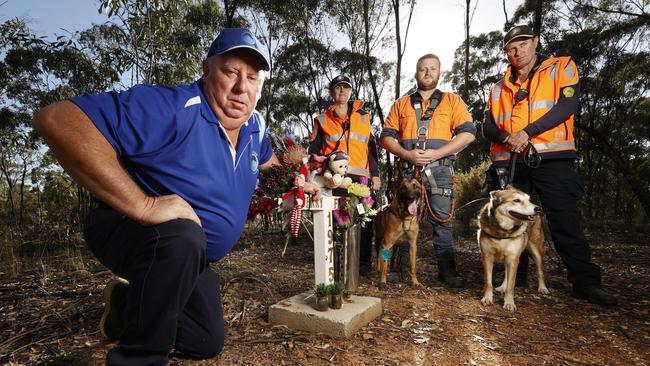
[503,25,536,48]
[207,28,270,71]
[329,75,352,90]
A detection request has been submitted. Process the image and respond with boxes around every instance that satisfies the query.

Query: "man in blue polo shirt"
[32,28,320,365]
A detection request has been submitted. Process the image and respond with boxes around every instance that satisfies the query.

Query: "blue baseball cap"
[207,28,270,71]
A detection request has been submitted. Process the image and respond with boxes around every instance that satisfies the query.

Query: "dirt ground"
[1,221,649,366]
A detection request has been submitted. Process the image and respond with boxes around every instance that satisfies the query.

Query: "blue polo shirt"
[70,79,272,261]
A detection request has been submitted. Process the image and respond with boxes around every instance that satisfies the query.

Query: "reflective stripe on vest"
[533,140,575,152]
[490,141,576,161]
[349,132,369,144]
[347,165,370,176]
[325,134,344,143]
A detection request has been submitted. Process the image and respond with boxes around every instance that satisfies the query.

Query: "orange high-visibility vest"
[310,100,373,177]
[487,56,578,162]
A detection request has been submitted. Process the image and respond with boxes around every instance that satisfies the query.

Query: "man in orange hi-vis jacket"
[380,54,476,288]
[483,25,617,306]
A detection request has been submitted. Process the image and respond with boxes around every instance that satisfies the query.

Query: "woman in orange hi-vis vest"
[309,74,380,276]
[483,25,616,306]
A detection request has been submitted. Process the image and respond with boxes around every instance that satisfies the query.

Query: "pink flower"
[361,196,374,206]
[359,176,368,185]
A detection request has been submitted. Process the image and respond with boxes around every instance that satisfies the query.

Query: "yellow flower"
[347,182,370,198]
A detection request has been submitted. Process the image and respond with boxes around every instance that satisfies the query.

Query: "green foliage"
[454,161,490,234]
[314,282,329,297]
[327,281,344,295]
[455,160,490,207]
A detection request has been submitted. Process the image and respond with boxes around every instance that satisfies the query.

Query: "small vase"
[315,295,329,311]
[330,293,343,309]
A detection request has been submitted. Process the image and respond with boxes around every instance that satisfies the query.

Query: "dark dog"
[375,169,422,289]
[477,188,549,311]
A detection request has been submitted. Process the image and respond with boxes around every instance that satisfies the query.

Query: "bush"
[454,161,491,234]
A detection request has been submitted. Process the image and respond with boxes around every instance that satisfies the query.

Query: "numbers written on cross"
[303,196,338,286]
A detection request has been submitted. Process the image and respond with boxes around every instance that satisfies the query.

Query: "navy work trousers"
[510,159,602,289]
[84,205,224,366]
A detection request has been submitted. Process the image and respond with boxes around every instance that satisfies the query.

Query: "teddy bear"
[320,151,352,189]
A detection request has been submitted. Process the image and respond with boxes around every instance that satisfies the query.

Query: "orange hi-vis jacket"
[380,91,475,155]
[487,56,578,163]
[309,100,374,177]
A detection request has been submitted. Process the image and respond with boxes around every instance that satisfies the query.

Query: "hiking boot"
[437,258,465,288]
[100,278,129,341]
[572,286,617,306]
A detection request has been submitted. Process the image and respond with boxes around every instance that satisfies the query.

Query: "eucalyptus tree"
[446,31,506,172]
[98,0,229,86]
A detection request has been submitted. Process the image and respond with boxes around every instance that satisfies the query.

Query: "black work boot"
[572,286,618,306]
[437,258,464,288]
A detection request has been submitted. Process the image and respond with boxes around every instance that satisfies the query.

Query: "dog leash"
[419,174,457,224]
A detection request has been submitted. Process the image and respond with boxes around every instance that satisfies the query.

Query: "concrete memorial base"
[268,291,382,338]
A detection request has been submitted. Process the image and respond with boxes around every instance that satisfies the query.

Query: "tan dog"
[375,170,422,289]
[477,188,549,311]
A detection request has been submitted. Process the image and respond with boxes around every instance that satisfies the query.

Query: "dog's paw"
[411,278,422,288]
[480,295,494,305]
[377,282,387,290]
[538,285,550,295]
[495,285,506,294]
[503,301,517,312]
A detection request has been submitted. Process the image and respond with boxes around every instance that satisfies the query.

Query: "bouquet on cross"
[331,176,378,239]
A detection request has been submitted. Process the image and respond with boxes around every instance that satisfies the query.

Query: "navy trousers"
[84,205,224,366]
[489,159,602,289]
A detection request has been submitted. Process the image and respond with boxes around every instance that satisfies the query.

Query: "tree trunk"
[19,159,26,227]
[0,156,17,227]
[502,0,510,29]
[224,0,237,28]
[362,0,385,126]
[388,0,414,197]
[463,0,471,101]
[393,0,402,100]
[533,0,543,51]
